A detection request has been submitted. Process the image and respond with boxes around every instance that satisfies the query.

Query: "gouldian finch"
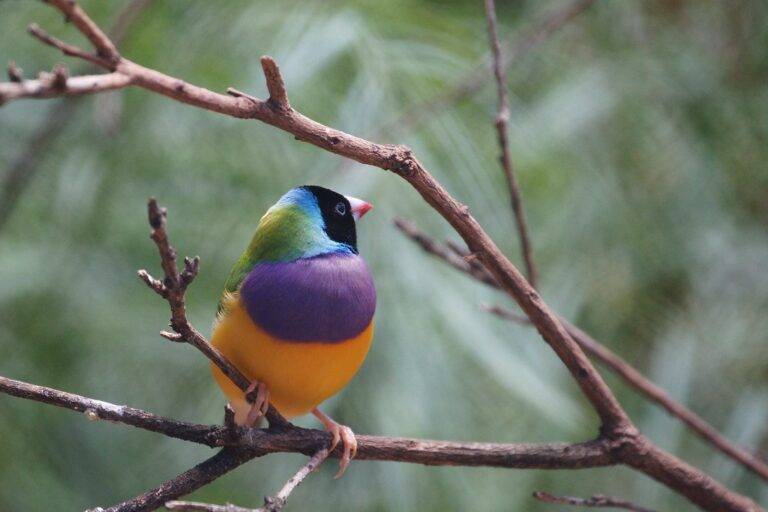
[211,185,375,476]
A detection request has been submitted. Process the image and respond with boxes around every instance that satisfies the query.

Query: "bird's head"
[251,185,373,262]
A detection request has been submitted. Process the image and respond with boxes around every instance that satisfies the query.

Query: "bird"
[210,185,376,477]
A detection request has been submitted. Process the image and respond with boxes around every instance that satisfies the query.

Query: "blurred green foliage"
[1,0,767,510]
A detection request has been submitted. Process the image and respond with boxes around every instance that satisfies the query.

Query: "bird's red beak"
[345,196,373,220]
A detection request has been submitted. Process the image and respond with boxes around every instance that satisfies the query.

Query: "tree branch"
[483,0,538,288]
[533,491,656,512]
[28,22,113,68]
[396,219,768,483]
[2,2,763,510]
[0,373,615,470]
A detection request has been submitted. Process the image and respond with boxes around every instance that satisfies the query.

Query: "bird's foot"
[244,381,270,427]
[312,408,357,478]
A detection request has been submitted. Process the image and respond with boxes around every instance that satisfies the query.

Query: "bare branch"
[398,219,768,483]
[483,0,538,288]
[0,373,615,470]
[533,491,656,512]
[28,23,113,69]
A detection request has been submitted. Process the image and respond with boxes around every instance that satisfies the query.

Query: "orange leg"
[312,408,357,478]
[244,381,270,427]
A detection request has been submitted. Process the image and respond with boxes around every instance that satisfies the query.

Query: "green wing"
[217,205,312,313]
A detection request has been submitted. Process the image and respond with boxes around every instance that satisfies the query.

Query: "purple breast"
[239,253,376,343]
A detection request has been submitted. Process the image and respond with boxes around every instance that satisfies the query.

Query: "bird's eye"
[334,202,346,216]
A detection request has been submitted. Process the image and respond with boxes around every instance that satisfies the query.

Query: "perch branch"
[28,23,113,68]
[2,2,763,510]
[483,0,538,288]
[0,373,616,470]
[533,491,656,512]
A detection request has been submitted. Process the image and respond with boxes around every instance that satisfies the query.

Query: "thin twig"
[533,491,656,512]
[483,0,538,288]
[28,23,113,69]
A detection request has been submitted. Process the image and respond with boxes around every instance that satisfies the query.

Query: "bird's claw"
[334,424,357,478]
[244,381,270,427]
[312,408,357,478]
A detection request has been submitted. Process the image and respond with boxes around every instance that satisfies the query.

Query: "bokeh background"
[1,0,767,510]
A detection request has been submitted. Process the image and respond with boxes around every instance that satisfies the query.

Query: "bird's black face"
[303,185,358,253]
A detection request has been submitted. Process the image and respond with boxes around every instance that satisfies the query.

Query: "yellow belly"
[211,295,374,420]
